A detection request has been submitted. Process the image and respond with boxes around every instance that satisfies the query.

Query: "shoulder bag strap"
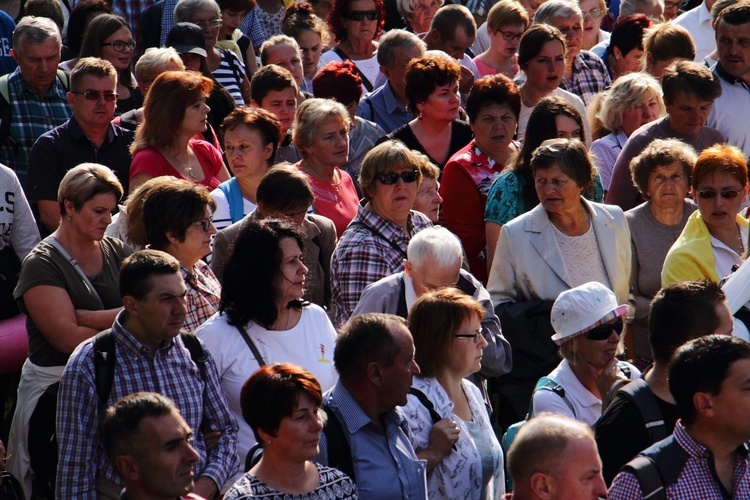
[44,236,102,302]
[93,329,116,429]
[330,46,374,92]
[235,324,266,366]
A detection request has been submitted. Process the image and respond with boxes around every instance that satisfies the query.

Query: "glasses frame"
[696,189,743,199]
[101,39,136,52]
[494,29,524,41]
[582,7,603,19]
[584,317,624,341]
[194,18,223,29]
[192,217,214,232]
[346,10,379,21]
[70,90,119,102]
[376,170,420,185]
[454,329,483,344]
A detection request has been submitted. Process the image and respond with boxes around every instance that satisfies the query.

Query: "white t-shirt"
[209,187,257,232]
[195,304,338,486]
[320,49,386,95]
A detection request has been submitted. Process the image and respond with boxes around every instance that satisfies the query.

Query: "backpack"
[609,378,668,444]
[93,329,208,428]
[620,434,689,500]
[0,69,70,146]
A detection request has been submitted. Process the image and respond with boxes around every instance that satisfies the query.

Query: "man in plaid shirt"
[609,335,750,499]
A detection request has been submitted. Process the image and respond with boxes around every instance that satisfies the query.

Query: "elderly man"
[316,313,427,499]
[56,250,239,499]
[595,280,734,485]
[26,57,134,235]
[353,226,511,389]
[506,413,608,499]
[0,16,72,185]
[357,29,426,134]
[102,392,206,500]
[707,2,750,157]
[605,60,723,211]
[609,335,750,498]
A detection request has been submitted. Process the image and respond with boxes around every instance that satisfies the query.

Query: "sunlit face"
[716,20,750,85]
[173,207,217,265]
[224,125,274,178]
[447,315,488,379]
[378,324,420,408]
[417,81,460,123]
[343,0,379,44]
[490,23,525,59]
[555,114,582,140]
[11,38,61,94]
[68,74,118,129]
[181,97,210,135]
[406,0,441,34]
[547,437,608,500]
[188,7,221,49]
[296,29,323,79]
[524,39,565,94]
[571,318,622,370]
[534,162,584,215]
[550,15,583,60]
[471,102,518,155]
[611,46,645,78]
[220,9,247,38]
[302,118,349,168]
[265,43,304,87]
[275,237,309,305]
[620,96,660,136]
[101,27,134,72]
[265,392,324,461]
[129,272,188,342]
[645,161,689,209]
[256,87,298,135]
[692,171,748,235]
[65,192,118,242]
[665,92,713,136]
[413,177,442,222]
[369,168,420,224]
[579,0,604,50]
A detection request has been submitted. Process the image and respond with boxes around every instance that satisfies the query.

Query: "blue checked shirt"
[316,380,428,500]
[561,50,611,107]
[609,421,750,499]
[56,313,239,498]
[0,68,72,185]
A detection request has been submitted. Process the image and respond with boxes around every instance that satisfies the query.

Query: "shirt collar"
[403,273,419,312]
[69,115,117,144]
[715,62,750,90]
[328,379,406,435]
[13,67,65,98]
[112,310,177,357]
[674,420,750,460]
[382,81,408,114]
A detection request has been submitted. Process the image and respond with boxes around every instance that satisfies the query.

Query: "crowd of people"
[1,0,750,497]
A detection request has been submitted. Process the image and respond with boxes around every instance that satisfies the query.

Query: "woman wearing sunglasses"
[319,0,386,95]
[532,281,640,425]
[662,144,749,286]
[141,179,221,333]
[330,140,432,326]
[77,14,141,115]
[473,1,528,79]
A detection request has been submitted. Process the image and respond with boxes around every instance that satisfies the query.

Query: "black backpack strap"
[409,388,442,424]
[245,442,263,471]
[93,329,116,429]
[323,403,355,481]
[623,455,666,500]
[180,333,208,382]
[331,46,374,92]
[615,379,668,443]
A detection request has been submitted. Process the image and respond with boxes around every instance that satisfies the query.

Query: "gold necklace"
[166,146,198,180]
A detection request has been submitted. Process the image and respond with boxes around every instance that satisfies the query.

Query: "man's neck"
[21,74,54,96]
[684,421,742,463]
[340,379,390,426]
[121,316,164,353]
[644,362,675,403]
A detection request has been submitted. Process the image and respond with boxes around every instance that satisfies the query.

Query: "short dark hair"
[250,65,298,105]
[661,59,722,104]
[25,0,65,32]
[217,0,255,13]
[240,363,322,444]
[465,73,521,124]
[334,313,405,381]
[70,56,117,91]
[405,52,461,113]
[256,164,315,213]
[65,0,112,55]
[221,106,282,168]
[220,219,306,328]
[669,335,750,425]
[102,392,177,462]
[607,14,651,60]
[715,1,750,28]
[430,4,476,41]
[142,180,216,251]
[119,250,181,300]
[649,280,726,365]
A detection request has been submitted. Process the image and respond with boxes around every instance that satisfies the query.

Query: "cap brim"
[550,304,630,346]
[171,44,207,58]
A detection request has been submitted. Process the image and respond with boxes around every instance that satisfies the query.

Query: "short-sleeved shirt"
[296,163,360,237]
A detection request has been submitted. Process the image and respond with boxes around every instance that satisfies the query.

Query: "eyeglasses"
[70,90,119,102]
[495,29,524,41]
[455,329,483,343]
[101,39,136,52]
[194,18,223,29]
[664,0,681,8]
[376,170,419,185]
[697,189,744,199]
[584,317,624,341]
[582,8,603,19]
[346,10,379,20]
[192,217,214,232]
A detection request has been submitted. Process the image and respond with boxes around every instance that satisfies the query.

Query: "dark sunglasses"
[101,39,136,52]
[697,189,743,199]
[71,90,119,102]
[192,217,214,232]
[584,317,624,341]
[347,9,379,20]
[376,170,419,185]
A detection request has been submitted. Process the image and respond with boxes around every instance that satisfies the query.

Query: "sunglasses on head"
[71,90,119,102]
[347,9,379,20]
[376,170,419,185]
[696,189,743,199]
[584,317,624,341]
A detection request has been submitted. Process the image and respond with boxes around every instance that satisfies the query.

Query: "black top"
[381,119,473,171]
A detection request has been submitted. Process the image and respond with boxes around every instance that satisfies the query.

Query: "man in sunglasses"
[26,57,134,236]
[595,280,734,485]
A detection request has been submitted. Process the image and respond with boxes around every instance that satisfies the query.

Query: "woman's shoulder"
[301,302,334,323]
[100,236,134,263]
[315,462,357,489]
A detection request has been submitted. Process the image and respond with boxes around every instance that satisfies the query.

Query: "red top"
[296,162,360,237]
[130,139,224,190]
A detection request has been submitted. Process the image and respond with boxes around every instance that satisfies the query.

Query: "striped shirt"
[56,312,239,498]
[213,49,246,106]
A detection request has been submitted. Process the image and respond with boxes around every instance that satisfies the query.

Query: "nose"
[411,358,421,376]
[185,441,200,463]
[477,333,488,349]
[175,295,188,315]
[208,220,217,236]
[593,472,608,496]
[311,411,324,432]
[435,191,444,204]
[300,260,309,276]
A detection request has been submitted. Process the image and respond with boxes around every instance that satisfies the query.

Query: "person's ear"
[613,46,623,60]
[529,472,555,499]
[66,92,75,107]
[114,455,140,481]
[166,231,182,245]
[367,361,384,386]
[403,260,413,277]
[63,199,76,217]
[263,143,273,161]
[693,392,715,418]
[380,65,390,78]
[123,295,139,316]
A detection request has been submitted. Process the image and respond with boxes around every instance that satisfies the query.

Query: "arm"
[2,167,40,258]
[312,216,337,310]
[23,286,119,354]
[440,162,486,265]
[240,73,251,105]
[38,200,61,234]
[486,225,518,308]
[473,277,512,377]
[128,173,155,194]
[210,228,232,284]
[485,221,502,272]
[216,163,231,183]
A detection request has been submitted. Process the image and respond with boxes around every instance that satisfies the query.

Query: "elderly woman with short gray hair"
[293,98,359,236]
[397,0,442,33]
[174,0,250,104]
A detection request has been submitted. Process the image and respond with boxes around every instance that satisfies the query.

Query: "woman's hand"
[417,418,460,472]
[593,357,630,410]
